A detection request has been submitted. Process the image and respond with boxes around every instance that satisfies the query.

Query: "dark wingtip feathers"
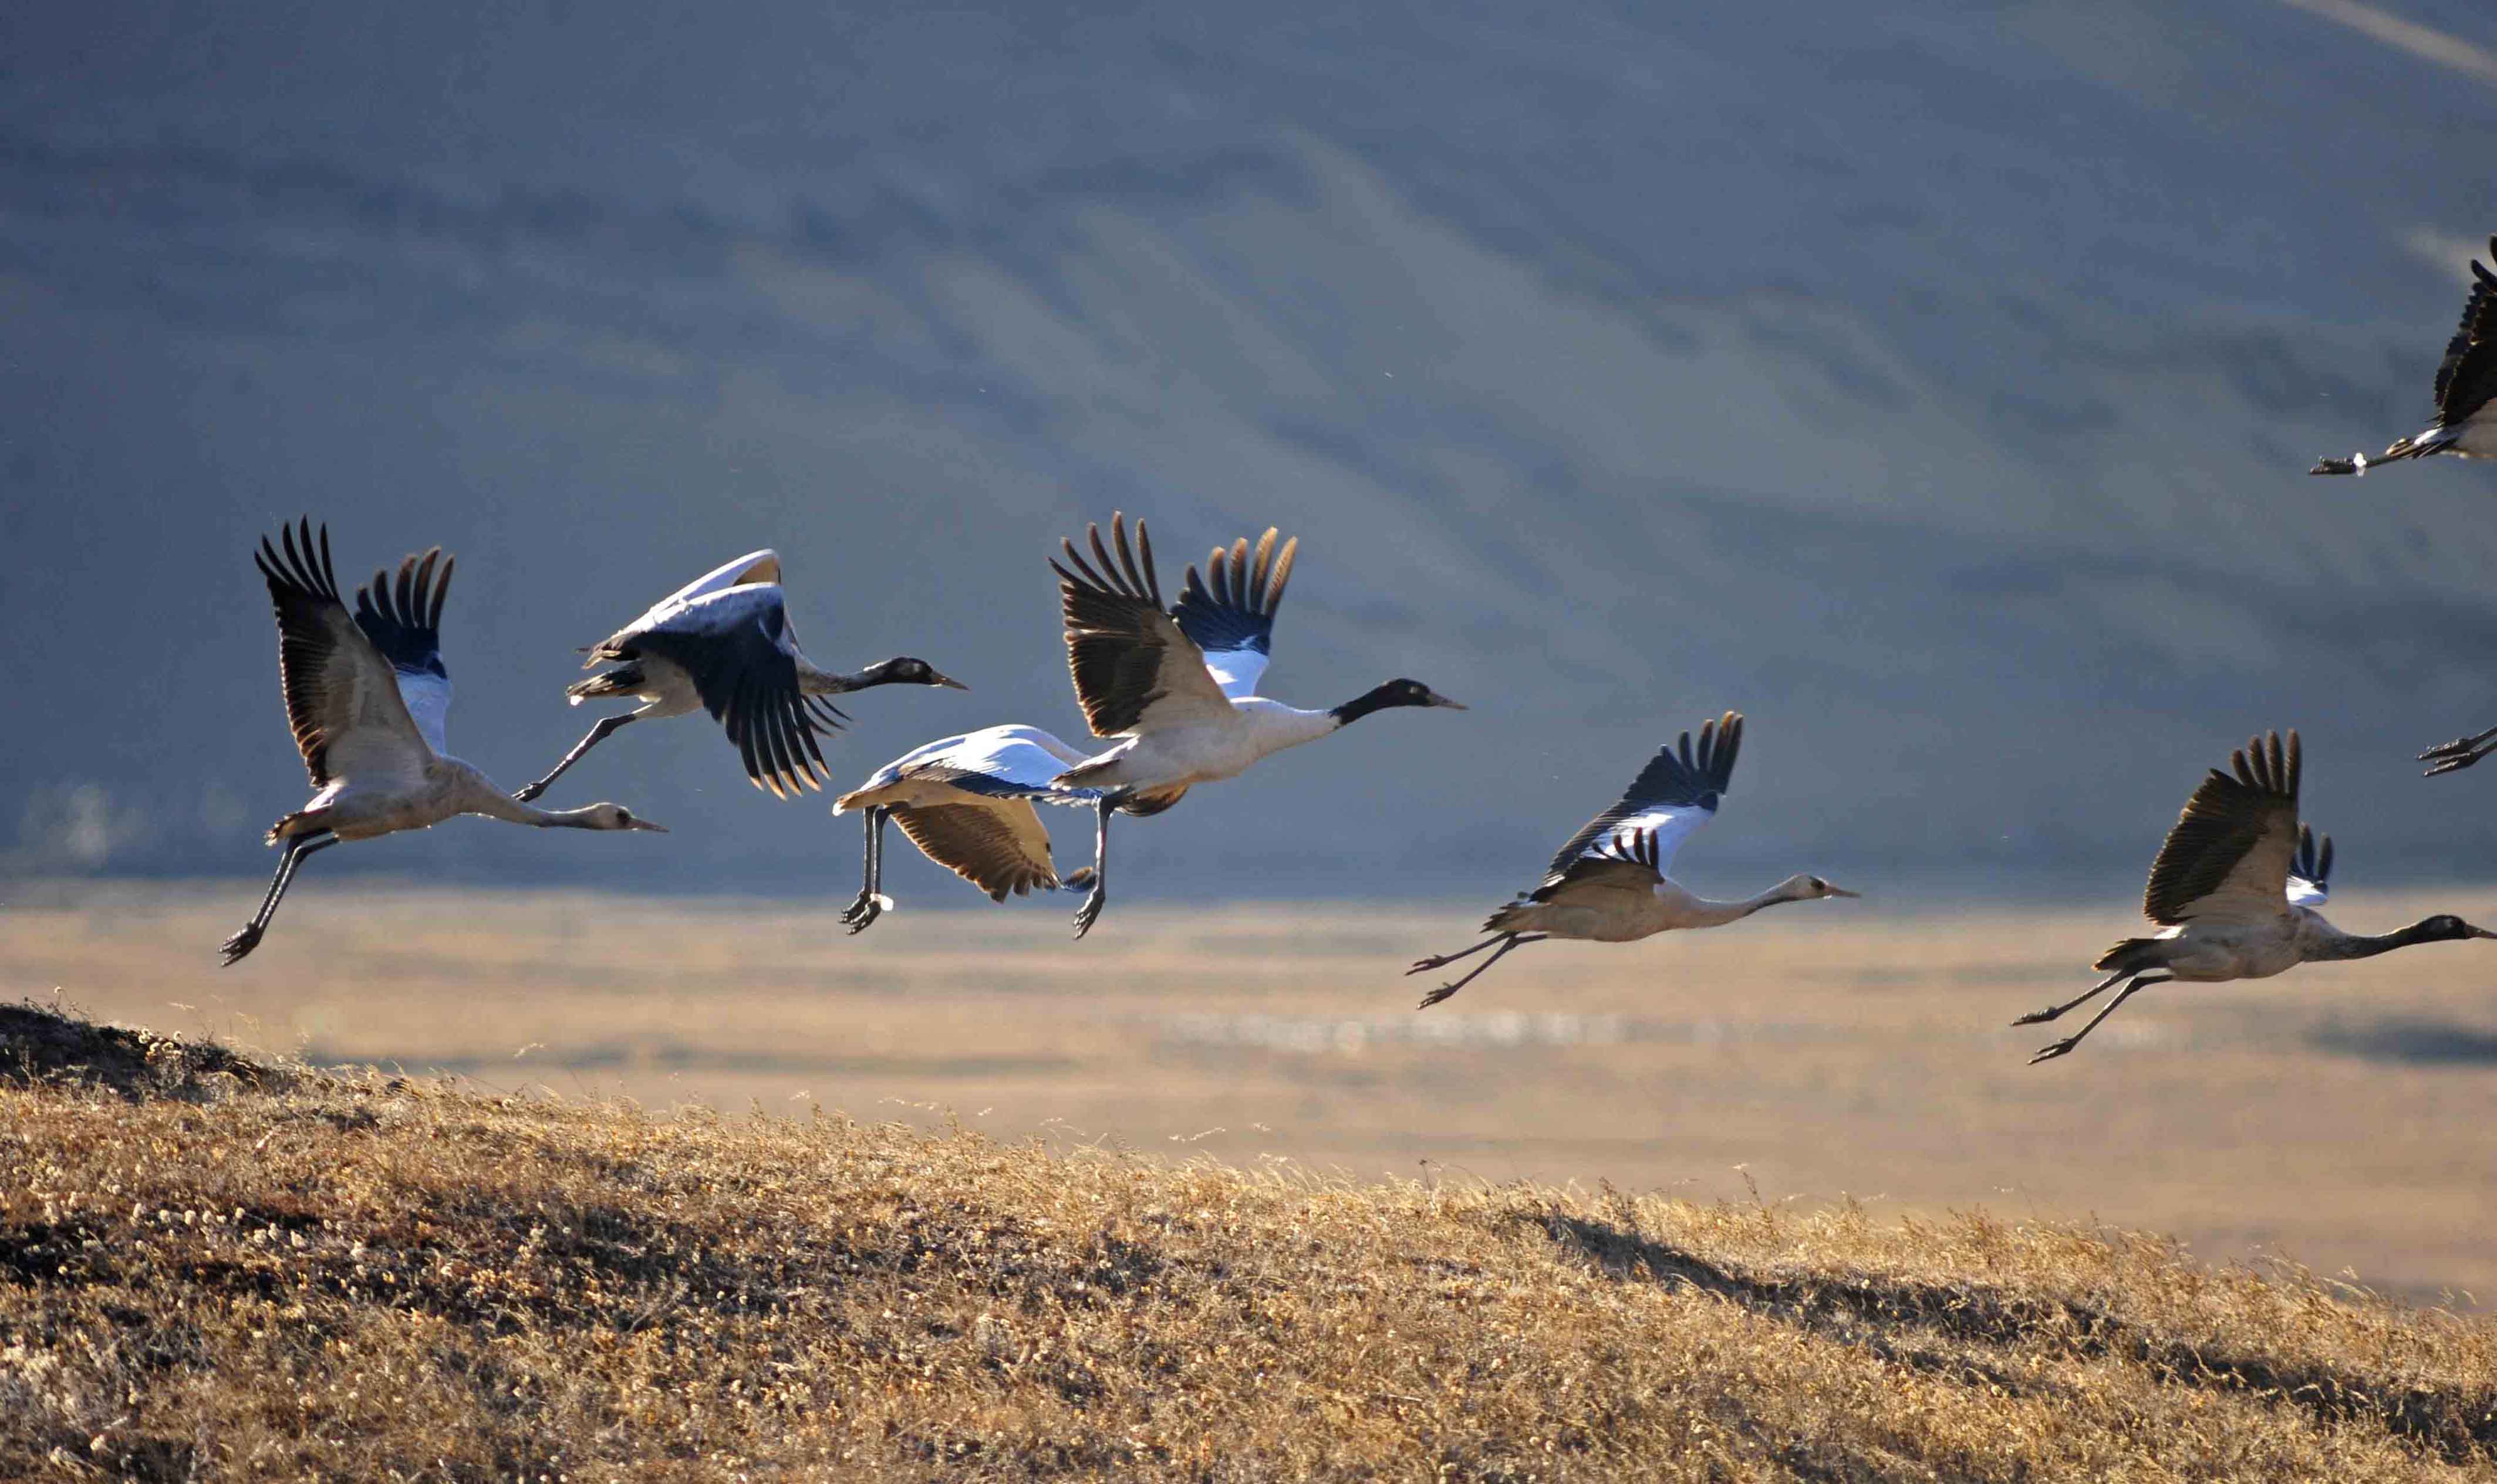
[1678,710,1744,799]
[2225,729,2299,801]
[1052,512,1163,607]
[2293,823,2333,888]
[257,517,340,603]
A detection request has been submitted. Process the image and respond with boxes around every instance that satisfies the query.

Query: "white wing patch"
[655,549,781,612]
[2285,876,2329,908]
[647,584,794,647]
[1202,648,1271,701]
[393,671,453,759]
[915,728,1106,804]
[1584,803,1717,877]
[846,726,1109,810]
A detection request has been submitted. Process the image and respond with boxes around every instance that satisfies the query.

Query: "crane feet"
[218,923,265,966]
[2419,734,2495,777]
[839,891,892,934]
[1406,954,1456,975]
[1417,982,1465,1009]
[2027,1036,2082,1065]
[512,780,549,803]
[1071,884,1107,939]
[2308,454,2365,476]
[2009,1004,2066,1026]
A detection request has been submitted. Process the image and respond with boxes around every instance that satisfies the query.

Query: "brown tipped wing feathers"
[1050,513,1231,738]
[2434,238,2497,426]
[1172,528,1297,660]
[252,519,431,786]
[891,803,1064,901]
[2142,730,2303,926]
[1543,712,1743,884]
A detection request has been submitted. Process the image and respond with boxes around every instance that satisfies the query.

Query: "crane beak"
[932,672,970,691]
[629,819,670,833]
[2468,924,2497,939]
[1426,692,1468,710]
[1826,885,1862,898]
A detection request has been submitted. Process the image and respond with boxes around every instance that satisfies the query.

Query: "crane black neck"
[1330,681,1426,726]
[2310,917,2475,961]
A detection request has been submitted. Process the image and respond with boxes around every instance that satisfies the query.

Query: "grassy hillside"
[4,1002,2494,1481]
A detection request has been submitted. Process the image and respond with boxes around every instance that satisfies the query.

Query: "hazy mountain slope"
[6,1,2497,898]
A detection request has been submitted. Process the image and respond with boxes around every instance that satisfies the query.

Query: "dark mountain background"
[7,1,2497,904]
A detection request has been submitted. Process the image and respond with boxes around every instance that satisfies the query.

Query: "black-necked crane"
[830,724,1104,931]
[1406,712,1856,1007]
[223,520,667,965]
[515,549,966,803]
[2015,731,2495,1064]
[2312,236,2497,477]
[1045,515,1465,937]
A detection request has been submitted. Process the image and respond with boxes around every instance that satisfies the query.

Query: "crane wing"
[1051,514,1233,737]
[2142,731,2302,927]
[843,726,1108,809]
[1171,528,1297,700]
[626,586,832,799]
[2286,823,2333,908]
[891,800,1070,901]
[253,519,436,787]
[352,547,456,758]
[2432,240,2497,427]
[1541,713,1743,886]
[593,549,787,657]
[654,549,782,612]
[1528,843,1672,904]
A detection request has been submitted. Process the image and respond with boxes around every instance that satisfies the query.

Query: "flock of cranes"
[224,239,2497,1064]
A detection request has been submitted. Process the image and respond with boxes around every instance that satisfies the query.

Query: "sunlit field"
[9,880,2497,1303]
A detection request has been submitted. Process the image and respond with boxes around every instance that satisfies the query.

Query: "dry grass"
[6,1003,2496,1481]
[12,884,2497,1306]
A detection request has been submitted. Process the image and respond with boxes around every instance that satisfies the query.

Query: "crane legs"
[2023,973,2172,1064]
[1071,793,1116,939]
[220,832,340,965]
[2010,968,2128,1027]
[1408,932,1547,1009]
[514,712,639,803]
[2420,722,2497,777]
[839,807,891,933]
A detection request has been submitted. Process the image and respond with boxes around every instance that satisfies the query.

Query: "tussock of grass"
[4,1003,2493,1481]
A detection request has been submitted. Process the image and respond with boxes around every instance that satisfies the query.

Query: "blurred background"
[8,3,2497,1298]
[8,0,2497,894]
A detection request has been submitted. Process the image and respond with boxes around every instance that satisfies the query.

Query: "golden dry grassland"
[6,882,2497,1307]
[4,1000,2496,1482]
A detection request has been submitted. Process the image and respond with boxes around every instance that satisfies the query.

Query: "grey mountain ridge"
[6,1,2497,898]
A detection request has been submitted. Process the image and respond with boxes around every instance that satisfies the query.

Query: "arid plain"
[8,880,2496,1304]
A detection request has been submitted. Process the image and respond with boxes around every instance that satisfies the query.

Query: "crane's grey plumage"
[1409,712,1855,1007]
[224,520,666,966]
[831,724,1106,931]
[2015,731,2495,1063]
[1045,514,1464,938]
[515,549,966,803]
[2313,236,2497,476]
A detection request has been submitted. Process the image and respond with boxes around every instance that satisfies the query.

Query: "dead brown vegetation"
[4,1001,2495,1481]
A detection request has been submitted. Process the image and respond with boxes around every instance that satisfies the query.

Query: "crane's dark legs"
[2421,722,2497,777]
[1072,794,1115,939]
[1408,932,1512,975]
[220,833,339,965]
[515,712,639,802]
[840,807,889,933]
[1415,933,1546,1009]
[2027,974,2171,1064]
[2010,968,2128,1027]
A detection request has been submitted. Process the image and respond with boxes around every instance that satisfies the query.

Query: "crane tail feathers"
[2091,937,2164,975]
